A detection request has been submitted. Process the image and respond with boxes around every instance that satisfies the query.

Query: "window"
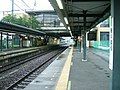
[13,35,20,48]
[8,34,12,49]
[100,32,109,41]
[29,37,33,47]
[100,19,109,27]
[2,33,7,50]
[38,14,60,27]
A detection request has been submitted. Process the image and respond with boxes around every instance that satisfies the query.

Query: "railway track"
[0,45,60,74]
[0,49,52,74]
[0,46,68,90]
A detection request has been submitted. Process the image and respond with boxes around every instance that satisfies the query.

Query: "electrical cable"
[21,0,33,10]
[10,0,25,11]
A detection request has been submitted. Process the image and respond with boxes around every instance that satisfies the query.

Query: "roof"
[49,0,110,36]
[39,26,70,37]
[0,21,45,36]
[26,10,57,15]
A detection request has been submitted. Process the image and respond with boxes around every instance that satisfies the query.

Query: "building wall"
[97,27,110,41]
[89,24,110,51]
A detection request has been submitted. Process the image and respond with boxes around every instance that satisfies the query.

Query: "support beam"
[46,32,70,37]
[70,21,94,24]
[66,0,110,2]
[69,24,90,28]
[112,0,120,89]
[68,13,102,17]
[40,30,67,31]
[82,10,87,61]
[90,5,110,28]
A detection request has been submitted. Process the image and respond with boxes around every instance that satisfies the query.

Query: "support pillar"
[82,10,87,61]
[43,14,45,26]
[12,0,14,21]
[112,0,120,89]
[1,32,2,51]
[79,37,81,52]
[7,33,8,49]
[82,31,87,61]
[12,35,14,49]
[78,17,81,52]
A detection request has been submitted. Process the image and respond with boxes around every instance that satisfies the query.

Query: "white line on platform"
[67,81,71,90]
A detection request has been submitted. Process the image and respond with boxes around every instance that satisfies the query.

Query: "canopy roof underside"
[49,0,110,36]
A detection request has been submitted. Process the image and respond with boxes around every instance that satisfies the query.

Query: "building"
[88,18,110,51]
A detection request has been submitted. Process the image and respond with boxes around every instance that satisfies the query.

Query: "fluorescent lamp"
[64,17,68,24]
[56,0,63,9]
[68,26,70,30]
[41,37,44,40]
[25,37,28,39]
[69,30,73,37]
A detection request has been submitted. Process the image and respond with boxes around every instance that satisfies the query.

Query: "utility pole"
[12,0,14,21]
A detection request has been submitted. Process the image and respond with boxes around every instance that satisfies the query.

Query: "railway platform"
[23,46,111,90]
[68,48,111,90]
[23,46,71,90]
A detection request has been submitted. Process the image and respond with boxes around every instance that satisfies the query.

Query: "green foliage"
[1,14,41,29]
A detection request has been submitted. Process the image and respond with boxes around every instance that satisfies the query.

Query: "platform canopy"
[0,21,45,36]
[49,0,110,36]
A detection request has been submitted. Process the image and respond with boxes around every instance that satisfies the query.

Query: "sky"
[0,0,54,20]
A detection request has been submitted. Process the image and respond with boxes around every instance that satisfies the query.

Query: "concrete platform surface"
[23,47,71,90]
[23,47,111,90]
[68,48,111,90]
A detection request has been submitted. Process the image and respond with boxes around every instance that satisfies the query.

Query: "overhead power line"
[10,0,25,11]
[21,0,32,10]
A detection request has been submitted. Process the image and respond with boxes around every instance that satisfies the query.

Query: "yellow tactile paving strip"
[55,47,73,90]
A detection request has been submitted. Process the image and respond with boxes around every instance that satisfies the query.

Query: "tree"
[1,14,41,29]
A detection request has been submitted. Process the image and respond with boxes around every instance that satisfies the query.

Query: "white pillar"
[109,16,114,70]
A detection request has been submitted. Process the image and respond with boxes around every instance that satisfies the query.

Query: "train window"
[0,33,1,51]
[8,35,12,49]
[13,35,20,48]
[2,33,7,50]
